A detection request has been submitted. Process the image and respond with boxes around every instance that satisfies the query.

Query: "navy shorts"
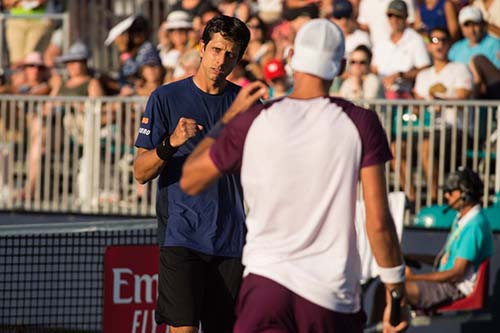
[155,247,243,333]
[234,274,366,333]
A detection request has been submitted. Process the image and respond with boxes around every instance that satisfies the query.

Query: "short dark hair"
[201,15,250,60]
[352,44,373,64]
[429,27,451,39]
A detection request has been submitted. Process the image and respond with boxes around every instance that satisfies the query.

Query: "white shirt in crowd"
[372,27,430,91]
[414,62,472,127]
[345,29,372,56]
[358,0,415,46]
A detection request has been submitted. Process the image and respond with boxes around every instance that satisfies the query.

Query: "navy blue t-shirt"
[135,77,245,257]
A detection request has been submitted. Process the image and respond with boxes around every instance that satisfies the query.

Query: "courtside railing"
[1,95,499,222]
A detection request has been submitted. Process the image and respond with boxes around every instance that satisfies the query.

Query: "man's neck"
[192,70,226,94]
[433,58,449,72]
[288,73,330,99]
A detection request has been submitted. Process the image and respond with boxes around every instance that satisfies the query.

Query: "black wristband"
[156,136,178,161]
[206,121,225,139]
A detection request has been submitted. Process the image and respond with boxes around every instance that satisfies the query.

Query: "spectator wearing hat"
[449,6,500,69]
[105,15,157,90]
[263,58,292,100]
[330,0,371,56]
[414,0,459,42]
[371,0,431,99]
[449,6,500,99]
[158,11,196,83]
[256,0,283,25]
[15,51,50,95]
[472,0,500,38]
[358,0,415,47]
[135,48,166,97]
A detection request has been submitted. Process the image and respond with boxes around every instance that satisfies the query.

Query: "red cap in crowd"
[264,59,286,81]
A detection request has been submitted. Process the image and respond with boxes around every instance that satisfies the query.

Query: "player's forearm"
[133,148,165,184]
[407,269,462,283]
[366,216,403,269]
[180,137,221,195]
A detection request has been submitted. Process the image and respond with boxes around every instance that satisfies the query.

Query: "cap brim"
[386,9,407,17]
[105,16,136,46]
[56,55,87,63]
[165,22,193,30]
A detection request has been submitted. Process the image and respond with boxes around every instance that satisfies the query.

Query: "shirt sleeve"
[209,104,264,173]
[134,91,168,149]
[413,35,432,68]
[454,63,473,91]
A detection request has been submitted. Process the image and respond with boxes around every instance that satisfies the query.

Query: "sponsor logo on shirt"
[138,127,151,136]
[141,117,149,124]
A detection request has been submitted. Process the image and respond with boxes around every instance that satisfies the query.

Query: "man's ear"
[199,40,206,59]
[338,58,347,76]
[287,47,294,64]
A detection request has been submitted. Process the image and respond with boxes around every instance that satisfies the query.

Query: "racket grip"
[390,289,402,326]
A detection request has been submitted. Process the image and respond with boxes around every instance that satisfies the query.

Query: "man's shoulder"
[481,34,500,47]
[152,78,192,98]
[450,38,469,51]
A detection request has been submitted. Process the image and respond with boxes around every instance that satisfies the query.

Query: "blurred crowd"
[0,0,498,103]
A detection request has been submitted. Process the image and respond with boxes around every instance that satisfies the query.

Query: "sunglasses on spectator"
[462,21,480,27]
[387,13,404,19]
[430,36,450,44]
[349,59,368,65]
[333,15,351,20]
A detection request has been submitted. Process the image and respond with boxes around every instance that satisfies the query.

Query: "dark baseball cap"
[387,0,408,18]
[283,4,319,21]
[332,0,353,19]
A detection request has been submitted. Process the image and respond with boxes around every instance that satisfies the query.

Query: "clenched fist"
[170,117,203,147]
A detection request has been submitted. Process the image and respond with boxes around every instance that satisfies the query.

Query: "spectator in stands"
[43,28,63,69]
[283,2,320,34]
[158,10,194,83]
[449,6,500,69]
[3,0,52,68]
[171,48,201,82]
[337,45,383,99]
[218,0,251,23]
[472,0,500,38]
[411,27,472,202]
[256,0,283,25]
[358,0,416,47]
[263,58,292,100]
[134,47,165,97]
[372,0,431,99]
[171,0,209,17]
[15,52,50,95]
[105,15,158,92]
[414,0,459,41]
[449,6,500,99]
[330,0,371,56]
[244,15,276,79]
[193,5,222,41]
[405,167,493,311]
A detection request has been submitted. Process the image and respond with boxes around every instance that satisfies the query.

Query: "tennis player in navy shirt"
[133,15,267,333]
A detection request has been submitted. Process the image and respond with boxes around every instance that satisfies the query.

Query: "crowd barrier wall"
[1,95,499,224]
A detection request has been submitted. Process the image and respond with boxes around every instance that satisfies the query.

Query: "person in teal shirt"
[449,6,500,69]
[404,166,494,309]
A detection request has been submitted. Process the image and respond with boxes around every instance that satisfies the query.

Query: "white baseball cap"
[458,6,483,25]
[164,10,193,30]
[105,16,136,46]
[290,19,345,80]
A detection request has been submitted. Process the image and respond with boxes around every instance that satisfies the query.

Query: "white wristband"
[379,264,405,284]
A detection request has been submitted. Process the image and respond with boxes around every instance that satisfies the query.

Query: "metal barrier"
[0,95,499,222]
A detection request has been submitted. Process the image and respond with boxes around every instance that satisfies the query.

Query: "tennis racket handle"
[390,289,402,326]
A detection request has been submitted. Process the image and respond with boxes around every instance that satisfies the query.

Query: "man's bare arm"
[406,257,471,283]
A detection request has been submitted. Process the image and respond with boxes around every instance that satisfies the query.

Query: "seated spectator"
[372,0,431,99]
[472,0,500,38]
[244,15,276,70]
[256,0,283,25]
[158,10,194,82]
[3,0,52,68]
[449,6,500,99]
[414,0,459,41]
[133,48,165,97]
[170,48,201,82]
[358,0,416,47]
[449,6,500,69]
[411,27,472,201]
[405,167,493,311]
[15,52,50,95]
[263,59,292,100]
[218,0,251,22]
[330,0,371,56]
[43,27,63,69]
[338,45,383,99]
[283,2,320,34]
[105,15,157,90]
